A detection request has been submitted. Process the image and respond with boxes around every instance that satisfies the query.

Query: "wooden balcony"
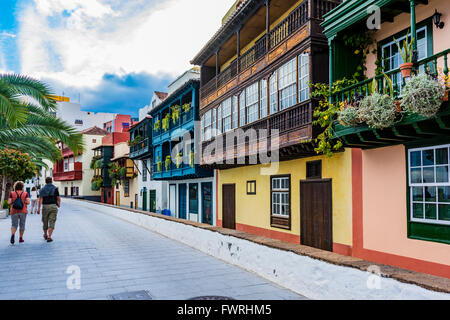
[200,0,340,109]
[333,49,450,148]
[53,162,83,181]
[201,100,315,168]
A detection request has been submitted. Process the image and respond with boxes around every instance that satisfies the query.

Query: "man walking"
[37,177,61,242]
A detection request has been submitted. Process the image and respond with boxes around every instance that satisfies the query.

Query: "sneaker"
[43,234,48,240]
[19,238,24,243]
[47,238,53,243]
[10,234,15,244]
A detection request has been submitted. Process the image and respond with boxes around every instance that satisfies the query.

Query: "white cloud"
[0,31,16,38]
[18,0,236,89]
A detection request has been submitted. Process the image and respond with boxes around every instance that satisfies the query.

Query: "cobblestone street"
[0,201,306,300]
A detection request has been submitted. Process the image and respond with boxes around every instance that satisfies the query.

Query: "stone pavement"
[0,201,307,300]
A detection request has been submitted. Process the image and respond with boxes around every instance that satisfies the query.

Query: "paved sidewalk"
[0,201,307,300]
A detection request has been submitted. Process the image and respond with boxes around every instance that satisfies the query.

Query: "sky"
[0,0,236,117]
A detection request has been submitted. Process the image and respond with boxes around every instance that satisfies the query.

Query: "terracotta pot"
[444,90,449,102]
[399,62,414,78]
[394,100,402,112]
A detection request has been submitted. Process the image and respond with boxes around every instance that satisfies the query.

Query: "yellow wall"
[220,0,306,71]
[218,149,353,246]
[114,177,138,208]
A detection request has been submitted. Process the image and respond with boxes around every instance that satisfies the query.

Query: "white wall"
[167,68,200,96]
[56,101,117,131]
[66,199,450,300]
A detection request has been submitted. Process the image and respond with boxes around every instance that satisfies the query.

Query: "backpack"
[12,192,24,210]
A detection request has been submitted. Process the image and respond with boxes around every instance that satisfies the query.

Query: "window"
[260,79,268,119]
[306,160,322,179]
[217,104,222,134]
[298,54,309,102]
[201,114,205,141]
[142,160,148,182]
[269,72,278,114]
[232,95,238,129]
[278,58,297,110]
[92,139,96,143]
[222,98,232,133]
[409,144,450,226]
[189,183,198,214]
[211,107,217,138]
[381,24,430,94]
[246,181,256,195]
[246,82,259,124]
[74,119,83,125]
[124,180,130,197]
[239,92,245,126]
[204,109,212,140]
[271,176,290,218]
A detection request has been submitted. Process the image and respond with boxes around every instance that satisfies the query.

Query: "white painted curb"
[67,199,450,300]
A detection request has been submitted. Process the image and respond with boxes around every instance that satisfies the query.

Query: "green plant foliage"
[358,93,396,129]
[90,155,101,169]
[162,113,170,131]
[401,74,445,117]
[182,103,191,113]
[91,177,102,191]
[0,149,37,181]
[338,105,359,127]
[165,155,171,171]
[394,30,414,64]
[153,120,160,131]
[2,200,10,209]
[171,105,181,124]
[342,31,375,82]
[128,135,143,147]
[310,78,357,156]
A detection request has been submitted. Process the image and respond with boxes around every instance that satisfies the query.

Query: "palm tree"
[0,74,84,204]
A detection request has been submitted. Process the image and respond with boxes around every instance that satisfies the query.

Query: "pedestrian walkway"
[0,201,307,300]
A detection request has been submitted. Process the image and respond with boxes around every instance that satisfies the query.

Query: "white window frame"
[260,79,268,119]
[246,82,259,124]
[271,176,290,218]
[278,57,297,111]
[408,144,450,226]
[298,53,309,102]
[222,97,232,133]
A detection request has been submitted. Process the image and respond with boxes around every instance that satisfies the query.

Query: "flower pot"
[394,100,402,112]
[444,90,449,102]
[399,62,414,78]
[0,209,9,219]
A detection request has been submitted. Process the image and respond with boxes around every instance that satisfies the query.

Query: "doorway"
[116,191,120,207]
[149,190,156,212]
[222,184,236,229]
[179,184,187,219]
[201,182,213,225]
[300,179,332,251]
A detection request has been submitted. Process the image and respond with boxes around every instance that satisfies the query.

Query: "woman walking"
[30,187,38,214]
[8,181,30,244]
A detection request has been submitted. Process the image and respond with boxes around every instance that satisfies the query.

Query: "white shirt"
[30,191,38,199]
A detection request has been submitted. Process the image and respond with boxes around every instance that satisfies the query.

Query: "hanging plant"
[338,103,360,127]
[401,74,445,117]
[153,120,160,131]
[165,155,171,171]
[358,93,396,129]
[162,113,170,131]
[128,135,143,147]
[171,105,181,124]
[157,161,162,172]
[182,103,191,113]
[175,152,183,169]
[189,151,195,168]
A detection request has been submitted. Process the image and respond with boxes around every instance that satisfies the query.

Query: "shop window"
[189,183,198,214]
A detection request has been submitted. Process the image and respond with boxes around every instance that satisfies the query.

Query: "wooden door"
[142,189,147,211]
[149,190,156,212]
[300,179,332,251]
[179,184,187,219]
[222,184,236,229]
[116,191,120,206]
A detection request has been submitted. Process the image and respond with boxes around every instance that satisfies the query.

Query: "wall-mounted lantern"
[433,10,445,29]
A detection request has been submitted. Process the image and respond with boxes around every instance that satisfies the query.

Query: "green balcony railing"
[332,48,450,104]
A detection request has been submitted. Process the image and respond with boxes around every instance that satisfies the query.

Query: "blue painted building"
[149,68,216,225]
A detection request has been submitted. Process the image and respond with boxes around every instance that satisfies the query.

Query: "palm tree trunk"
[0,172,6,208]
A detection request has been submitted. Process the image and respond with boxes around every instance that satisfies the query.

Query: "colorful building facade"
[322,0,450,277]
[192,0,349,252]
[148,69,216,224]
[53,126,108,202]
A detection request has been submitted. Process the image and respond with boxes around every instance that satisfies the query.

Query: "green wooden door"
[142,189,147,211]
[149,190,156,212]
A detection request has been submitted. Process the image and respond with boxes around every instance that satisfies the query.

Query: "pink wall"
[362,145,450,266]
[366,0,450,78]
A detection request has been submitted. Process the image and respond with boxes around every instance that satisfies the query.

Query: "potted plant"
[358,92,397,129]
[175,152,183,169]
[189,151,195,168]
[338,102,359,127]
[182,103,191,113]
[394,30,414,78]
[401,73,445,118]
[438,69,450,102]
[165,155,171,171]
